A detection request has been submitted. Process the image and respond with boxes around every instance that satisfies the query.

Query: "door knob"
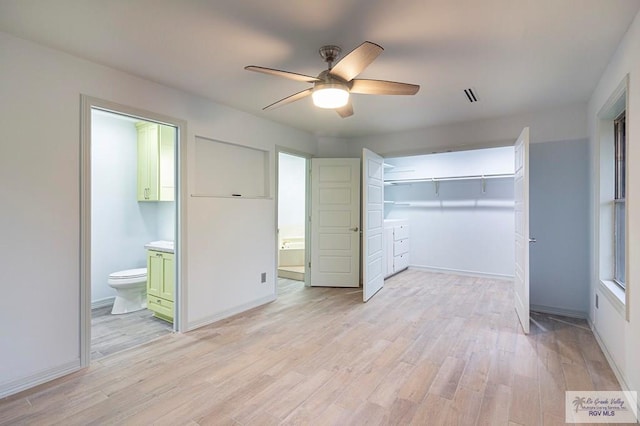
[350,227,359,232]
[529,237,537,243]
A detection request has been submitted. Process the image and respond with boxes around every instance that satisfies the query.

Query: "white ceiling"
[1,0,639,137]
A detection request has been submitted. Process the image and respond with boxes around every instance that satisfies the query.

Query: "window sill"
[599,279,626,317]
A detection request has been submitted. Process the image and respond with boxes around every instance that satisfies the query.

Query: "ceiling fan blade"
[329,41,383,82]
[350,79,420,95]
[336,100,353,118]
[245,66,320,83]
[263,88,313,110]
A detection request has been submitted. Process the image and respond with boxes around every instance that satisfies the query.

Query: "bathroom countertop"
[145,240,174,253]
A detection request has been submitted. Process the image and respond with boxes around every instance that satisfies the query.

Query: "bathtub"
[278,238,305,267]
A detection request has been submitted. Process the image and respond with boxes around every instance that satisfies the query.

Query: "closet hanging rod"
[385,173,514,184]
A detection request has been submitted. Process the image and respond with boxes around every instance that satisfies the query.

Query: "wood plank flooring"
[0,271,622,425]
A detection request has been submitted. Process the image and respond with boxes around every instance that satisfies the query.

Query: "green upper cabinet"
[136,122,175,202]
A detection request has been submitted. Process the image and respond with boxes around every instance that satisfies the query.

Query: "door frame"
[275,147,312,289]
[79,95,188,368]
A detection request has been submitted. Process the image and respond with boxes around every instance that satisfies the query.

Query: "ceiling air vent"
[464,88,479,103]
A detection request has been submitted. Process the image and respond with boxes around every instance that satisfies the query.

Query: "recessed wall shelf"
[193,136,269,198]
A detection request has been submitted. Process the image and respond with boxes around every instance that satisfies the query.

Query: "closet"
[382,146,515,278]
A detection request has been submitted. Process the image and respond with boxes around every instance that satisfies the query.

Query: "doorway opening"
[276,151,309,285]
[80,96,185,366]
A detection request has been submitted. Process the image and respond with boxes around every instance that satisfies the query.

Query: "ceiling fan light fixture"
[312,83,349,109]
[246,41,418,117]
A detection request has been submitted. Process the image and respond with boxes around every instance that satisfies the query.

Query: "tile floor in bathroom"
[91,305,173,360]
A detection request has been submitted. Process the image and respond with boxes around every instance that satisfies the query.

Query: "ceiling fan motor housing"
[319,45,342,68]
[316,69,348,85]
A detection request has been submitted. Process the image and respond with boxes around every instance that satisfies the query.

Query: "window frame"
[613,111,626,289]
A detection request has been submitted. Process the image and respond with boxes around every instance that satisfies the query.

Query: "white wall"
[385,148,515,277]
[277,153,306,241]
[588,9,640,394]
[91,111,175,304]
[316,136,352,158]
[347,102,588,157]
[156,202,175,241]
[0,31,317,397]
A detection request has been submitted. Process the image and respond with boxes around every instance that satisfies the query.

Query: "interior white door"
[310,158,360,287]
[362,149,385,301]
[514,127,530,334]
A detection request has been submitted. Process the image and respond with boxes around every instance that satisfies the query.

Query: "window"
[614,111,626,289]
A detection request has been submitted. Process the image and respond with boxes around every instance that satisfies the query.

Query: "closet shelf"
[384,200,516,208]
[384,168,415,174]
[384,172,514,185]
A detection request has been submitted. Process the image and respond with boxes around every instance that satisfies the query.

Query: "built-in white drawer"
[394,253,410,272]
[394,238,409,255]
[394,224,409,241]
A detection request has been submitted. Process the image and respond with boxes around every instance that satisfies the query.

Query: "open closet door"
[362,149,385,301]
[514,127,530,334]
[310,158,360,287]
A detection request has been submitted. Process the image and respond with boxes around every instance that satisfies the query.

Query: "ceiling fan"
[245,41,420,118]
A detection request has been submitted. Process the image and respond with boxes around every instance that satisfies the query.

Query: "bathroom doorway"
[276,150,310,287]
[80,96,185,366]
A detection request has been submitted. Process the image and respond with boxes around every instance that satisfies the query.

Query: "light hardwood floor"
[0,271,622,425]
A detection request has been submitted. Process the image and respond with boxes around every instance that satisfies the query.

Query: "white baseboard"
[530,304,588,319]
[186,294,276,331]
[409,265,514,281]
[91,297,115,310]
[0,360,81,399]
[588,319,640,416]
[384,266,409,279]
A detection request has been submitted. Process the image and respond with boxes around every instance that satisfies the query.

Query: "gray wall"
[530,139,589,317]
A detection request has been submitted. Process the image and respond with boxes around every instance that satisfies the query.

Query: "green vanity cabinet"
[136,122,175,202]
[147,250,174,323]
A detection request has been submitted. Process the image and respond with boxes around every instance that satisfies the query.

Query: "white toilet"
[108,268,148,314]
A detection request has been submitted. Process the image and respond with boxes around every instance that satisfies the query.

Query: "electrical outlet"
[261,272,267,283]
